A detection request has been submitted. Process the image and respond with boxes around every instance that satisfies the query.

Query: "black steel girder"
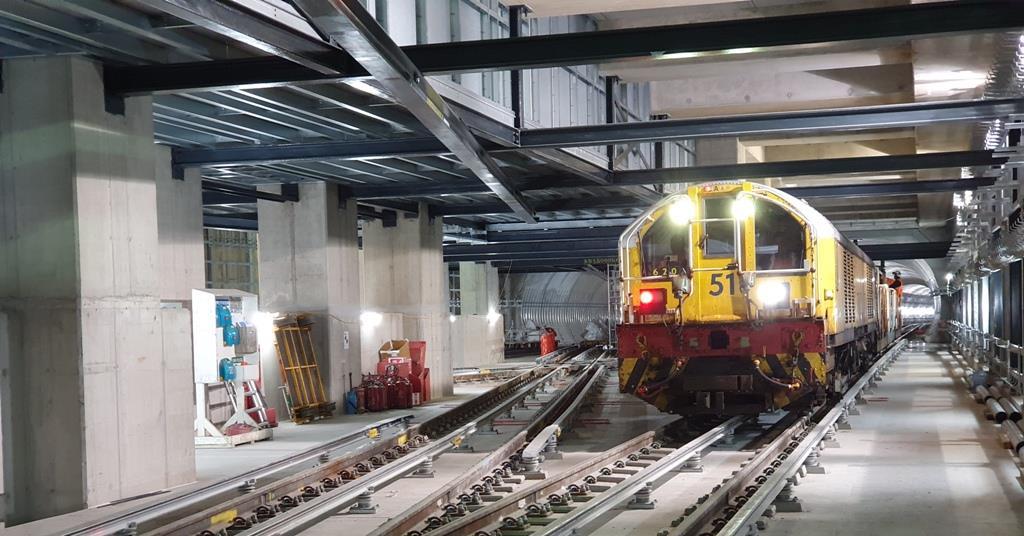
[107,1,1024,95]
[443,241,951,263]
[201,179,299,203]
[443,249,618,262]
[784,177,997,198]
[518,98,1024,149]
[445,238,617,257]
[431,177,1000,216]
[289,0,536,223]
[204,214,258,231]
[351,150,1004,199]
[485,226,625,242]
[173,100,1024,168]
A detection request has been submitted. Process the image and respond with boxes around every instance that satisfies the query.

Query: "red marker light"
[639,290,655,304]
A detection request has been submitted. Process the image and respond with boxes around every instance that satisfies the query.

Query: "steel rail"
[370,354,608,536]
[663,415,810,536]
[366,428,533,536]
[238,422,478,536]
[716,338,909,536]
[63,415,413,536]
[235,348,600,536]
[427,432,660,536]
[538,416,747,536]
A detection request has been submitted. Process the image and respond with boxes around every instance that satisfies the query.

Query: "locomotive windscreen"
[641,216,689,277]
[754,200,805,270]
[702,197,735,258]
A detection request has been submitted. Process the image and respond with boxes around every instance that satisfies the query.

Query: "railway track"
[662,336,912,536]
[445,334,912,536]
[61,346,594,536]
[59,332,912,536]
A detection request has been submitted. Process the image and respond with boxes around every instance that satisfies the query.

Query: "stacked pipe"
[958,345,1024,461]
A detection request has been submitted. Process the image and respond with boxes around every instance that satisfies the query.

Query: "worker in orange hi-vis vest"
[540,326,558,356]
[887,271,904,300]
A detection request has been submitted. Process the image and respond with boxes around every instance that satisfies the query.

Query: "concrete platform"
[5,388,486,535]
[760,343,1024,535]
[196,389,483,481]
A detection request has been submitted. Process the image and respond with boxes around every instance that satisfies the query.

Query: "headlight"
[731,194,755,220]
[668,196,695,225]
[756,281,790,308]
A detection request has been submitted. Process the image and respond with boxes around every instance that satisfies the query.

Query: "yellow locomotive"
[617,181,900,415]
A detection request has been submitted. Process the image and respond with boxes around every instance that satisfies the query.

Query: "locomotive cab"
[618,182,882,416]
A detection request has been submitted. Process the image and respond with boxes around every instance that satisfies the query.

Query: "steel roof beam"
[784,177,997,198]
[106,1,1024,95]
[289,0,536,223]
[173,100,1023,167]
[518,98,1024,149]
[432,177,999,216]
[203,214,258,231]
[351,151,1004,199]
[444,241,951,263]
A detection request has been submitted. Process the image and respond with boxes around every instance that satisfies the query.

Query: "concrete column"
[0,56,194,523]
[362,208,453,398]
[155,145,205,301]
[458,261,500,316]
[450,262,504,369]
[258,183,362,415]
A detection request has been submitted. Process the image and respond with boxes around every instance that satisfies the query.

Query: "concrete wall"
[362,210,452,398]
[0,56,194,522]
[258,184,362,415]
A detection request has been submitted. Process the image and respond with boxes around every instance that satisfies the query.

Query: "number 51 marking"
[709,272,736,296]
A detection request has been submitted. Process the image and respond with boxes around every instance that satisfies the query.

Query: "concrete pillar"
[363,208,452,398]
[0,56,194,523]
[458,261,500,316]
[450,262,504,369]
[154,145,203,496]
[155,145,205,301]
[258,183,362,415]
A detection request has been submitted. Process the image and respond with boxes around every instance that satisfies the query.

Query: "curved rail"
[231,348,601,536]
[375,354,610,536]
[64,415,413,536]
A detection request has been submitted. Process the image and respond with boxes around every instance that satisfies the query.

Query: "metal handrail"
[64,415,414,536]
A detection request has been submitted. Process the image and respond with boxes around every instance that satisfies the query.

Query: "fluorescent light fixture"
[486,309,501,324]
[360,311,383,328]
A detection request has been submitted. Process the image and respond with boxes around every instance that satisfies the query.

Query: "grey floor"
[760,343,1024,535]
[195,390,480,481]
[587,343,1024,535]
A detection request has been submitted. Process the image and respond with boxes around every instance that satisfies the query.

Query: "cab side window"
[641,216,689,277]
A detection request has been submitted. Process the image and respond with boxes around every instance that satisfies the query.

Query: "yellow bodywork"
[618,181,880,413]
